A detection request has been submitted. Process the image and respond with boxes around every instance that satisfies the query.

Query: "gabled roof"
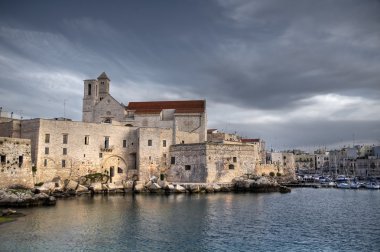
[126,100,205,114]
[97,72,110,81]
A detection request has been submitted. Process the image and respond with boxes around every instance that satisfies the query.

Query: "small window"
[45,147,49,155]
[185,165,191,170]
[149,156,151,161]
[118,167,123,174]
[104,136,110,149]
[85,135,90,145]
[123,140,127,148]
[63,148,67,155]
[63,134,68,144]
[45,134,50,143]
[18,156,23,167]
[88,83,92,96]
[44,159,47,167]
[163,140,166,147]
[163,154,167,158]
[229,164,235,170]
[0,155,6,164]
[99,153,103,158]
[171,157,175,164]
[233,157,237,163]
[62,160,66,168]
[181,140,185,144]
[148,140,152,146]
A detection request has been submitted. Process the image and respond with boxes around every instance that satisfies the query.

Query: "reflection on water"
[0,189,379,251]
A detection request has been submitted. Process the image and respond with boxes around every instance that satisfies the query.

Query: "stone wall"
[168,143,259,183]
[137,127,173,181]
[0,137,34,188]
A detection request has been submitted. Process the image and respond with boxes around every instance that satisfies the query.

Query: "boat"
[336,183,350,189]
[365,182,380,189]
[350,182,361,189]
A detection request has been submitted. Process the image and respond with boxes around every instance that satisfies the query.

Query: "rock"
[166,184,175,191]
[148,183,162,193]
[213,184,221,192]
[150,176,158,183]
[189,184,202,193]
[279,186,291,193]
[76,185,89,193]
[174,185,186,193]
[52,177,63,188]
[134,183,145,193]
[123,180,134,190]
[206,185,214,193]
[65,180,79,191]
[89,182,103,193]
[145,181,153,188]
[2,208,17,216]
[35,181,56,194]
[158,180,169,188]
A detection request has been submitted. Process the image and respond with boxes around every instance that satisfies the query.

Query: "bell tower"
[82,79,99,122]
[97,72,110,101]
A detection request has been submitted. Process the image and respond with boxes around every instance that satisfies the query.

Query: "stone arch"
[101,155,128,183]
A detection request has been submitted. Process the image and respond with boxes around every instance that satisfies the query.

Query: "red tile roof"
[126,100,205,114]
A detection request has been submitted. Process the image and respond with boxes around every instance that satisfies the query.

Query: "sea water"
[0,188,379,251]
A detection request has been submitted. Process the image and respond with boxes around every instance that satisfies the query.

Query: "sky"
[0,0,379,151]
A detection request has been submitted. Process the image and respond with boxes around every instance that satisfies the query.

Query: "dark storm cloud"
[0,0,379,149]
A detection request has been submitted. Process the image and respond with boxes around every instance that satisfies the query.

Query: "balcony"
[100,145,114,152]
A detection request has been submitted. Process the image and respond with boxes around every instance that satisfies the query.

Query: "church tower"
[82,78,99,122]
[97,72,110,101]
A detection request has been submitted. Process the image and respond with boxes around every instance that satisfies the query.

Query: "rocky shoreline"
[0,175,291,208]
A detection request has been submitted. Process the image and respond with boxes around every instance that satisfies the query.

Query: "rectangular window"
[0,155,5,164]
[163,140,166,147]
[171,157,175,164]
[99,153,103,158]
[88,83,92,96]
[62,160,66,168]
[104,136,110,149]
[163,154,167,158]
[185,165,191,170]
[123,140,127,148]
[63,134,68,144]
[63,148,67,155]
[44,159,47,167]
[45,134,50,143]
[45,147,49,155]
[85,135,89,145]
[18,156,23,167]
[233,157,237,163]
[148,139,152,146]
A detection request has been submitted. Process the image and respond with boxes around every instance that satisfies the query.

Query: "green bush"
[277,172,282,177]
[35,182,44,186]
[269,172,275,177]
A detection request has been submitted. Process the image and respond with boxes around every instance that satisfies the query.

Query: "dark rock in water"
[279,186,291,193]
[0,189,56,207]
[2,208,17,216]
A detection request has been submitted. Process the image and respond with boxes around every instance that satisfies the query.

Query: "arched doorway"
[102,155,127,183]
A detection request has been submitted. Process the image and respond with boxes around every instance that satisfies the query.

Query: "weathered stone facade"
[167,143,259,183]
[0,137,34,188]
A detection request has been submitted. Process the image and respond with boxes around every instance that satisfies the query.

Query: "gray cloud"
[0,0,379,149]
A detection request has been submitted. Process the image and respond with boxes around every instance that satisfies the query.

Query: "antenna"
[63,99,67,118]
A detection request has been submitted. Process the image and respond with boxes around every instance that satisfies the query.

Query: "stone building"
[167,142,259,183]
[0,137,34,188]
[0,72,275,186]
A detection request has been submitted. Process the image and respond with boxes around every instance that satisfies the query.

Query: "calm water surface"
[1,188,380,251]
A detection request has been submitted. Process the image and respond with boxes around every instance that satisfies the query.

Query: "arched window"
[229,164,235,170]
